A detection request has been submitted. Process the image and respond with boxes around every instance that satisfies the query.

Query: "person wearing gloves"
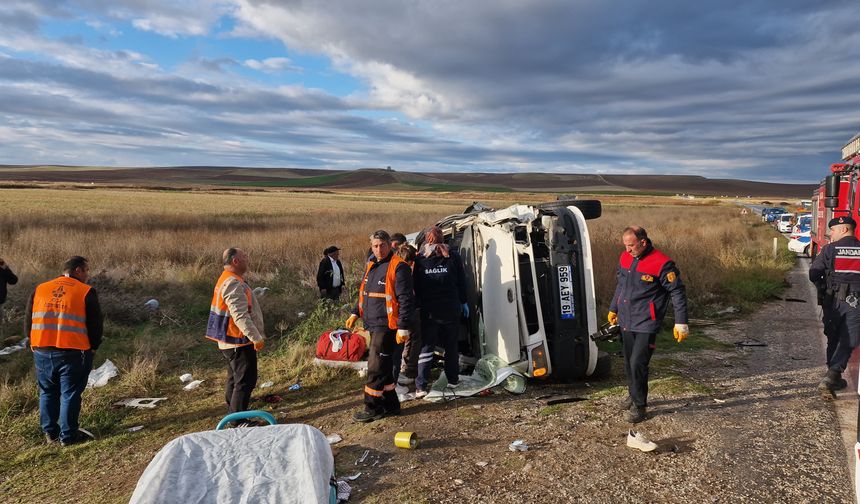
[346,230,416,422]
[413,226,468,398]
[206,248,265,423]
[608,226,688,423]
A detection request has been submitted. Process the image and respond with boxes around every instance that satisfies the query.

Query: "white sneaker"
[414,389,429,399]
[397,375,415,386]
[626,430,657,452]
[446,382,460,390]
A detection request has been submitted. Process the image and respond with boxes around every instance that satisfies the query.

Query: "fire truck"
[809,132,860,258]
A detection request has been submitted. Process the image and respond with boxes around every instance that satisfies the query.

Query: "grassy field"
[0,188,794,502]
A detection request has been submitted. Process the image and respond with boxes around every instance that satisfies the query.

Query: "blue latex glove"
[462,303,470,319]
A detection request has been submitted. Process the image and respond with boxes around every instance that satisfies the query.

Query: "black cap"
[323,245,340,255]
[828,216,856,228]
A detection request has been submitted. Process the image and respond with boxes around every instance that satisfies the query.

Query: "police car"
[413,199,608,381]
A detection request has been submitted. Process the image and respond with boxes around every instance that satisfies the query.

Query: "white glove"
[673,324,689,343]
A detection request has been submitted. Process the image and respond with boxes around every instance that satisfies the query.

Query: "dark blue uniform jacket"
[809,235,860,292]
[413,251,467,321]
[609,243,688,334]
[352,252,415,330]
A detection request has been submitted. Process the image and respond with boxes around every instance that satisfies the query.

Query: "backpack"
[315,330,367,362]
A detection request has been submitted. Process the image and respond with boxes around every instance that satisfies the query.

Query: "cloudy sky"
[0,0,858,182]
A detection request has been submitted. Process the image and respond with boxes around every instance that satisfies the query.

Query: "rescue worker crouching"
[206,248,265,425]
[346,230,416,423]
[809,216,860,393]
[608,226,689,424]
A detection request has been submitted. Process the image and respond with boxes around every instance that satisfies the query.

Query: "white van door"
[477,223,522,364]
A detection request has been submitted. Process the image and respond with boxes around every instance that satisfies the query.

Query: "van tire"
[538,199,602,219]
[590,350,611,378]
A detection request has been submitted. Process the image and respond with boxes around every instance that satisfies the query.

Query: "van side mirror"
[824,174,840,208]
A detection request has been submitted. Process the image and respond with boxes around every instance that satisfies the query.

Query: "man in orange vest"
[28,256,103,446]
[346,230,416,422]
[206,248,265,422]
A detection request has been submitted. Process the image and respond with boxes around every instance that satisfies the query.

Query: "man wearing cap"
[809,215,860,393]
[317,246,345,301]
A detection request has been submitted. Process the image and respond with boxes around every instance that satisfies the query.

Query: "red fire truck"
[809,132,860,258]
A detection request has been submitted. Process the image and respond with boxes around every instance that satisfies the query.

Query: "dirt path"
[300,260,854,503]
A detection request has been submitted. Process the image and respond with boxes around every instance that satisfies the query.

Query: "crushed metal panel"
[477,223,521,364]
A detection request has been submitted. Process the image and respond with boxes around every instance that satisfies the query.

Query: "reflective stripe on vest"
[205,270,253,347]
[358,254,405,330]
[30,276,91,350]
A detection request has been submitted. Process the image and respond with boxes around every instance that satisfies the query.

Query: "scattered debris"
[262,394,282,404]
[127,425,144,433]
[288,381,302,391]
[508,440,528,452]
[297,311,306,318]
[356,450,370,465]
[344,473,361,481]
[454,479,464,485]
[714,398,726,404]
[183,380,204,390]
[78,428,95,441]
[716,306,740,315]
[475,461,488,468]
[0,337,28,356]
[334,479,351,502]
[87,359,119,388]
[536,394,587,406]
[114,397,167,409]
[357,368,367,378]
[252,287,269,298]
[259,381,274,389]
[326,434,342,445]
[734,339,768,348]
[143,299,159,311]
[790,356,808,361]
[626,430,657,452]
[179,373,193,383]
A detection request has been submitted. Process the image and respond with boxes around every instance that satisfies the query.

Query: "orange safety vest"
[30,276,91,350]
[205,270,254,347]
[358,254,405,330]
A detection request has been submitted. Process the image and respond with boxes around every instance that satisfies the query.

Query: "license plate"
[557,265,575,319]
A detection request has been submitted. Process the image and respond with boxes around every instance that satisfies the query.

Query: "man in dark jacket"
[316,246,345,300]
[345,230,416,422]
[413,226,468,397]
[27,256,103,446]
[0,257,18,307]
[809,216,860,392]
[608,226,688,423]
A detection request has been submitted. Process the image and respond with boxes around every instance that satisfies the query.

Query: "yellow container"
[394,431,418,449]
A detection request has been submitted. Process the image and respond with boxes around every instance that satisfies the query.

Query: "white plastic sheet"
[86,359,118,388]
[0,337,28,356]
[424,354,525,402]
[130,424,334,504]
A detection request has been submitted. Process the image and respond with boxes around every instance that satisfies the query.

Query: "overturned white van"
[415,199,608,381]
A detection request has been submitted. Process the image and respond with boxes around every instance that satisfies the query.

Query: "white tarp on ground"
[130,424,334,504]
[86,359,118,388]
[425,354,526,402]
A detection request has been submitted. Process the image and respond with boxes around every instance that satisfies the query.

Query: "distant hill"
[0,165,815,197]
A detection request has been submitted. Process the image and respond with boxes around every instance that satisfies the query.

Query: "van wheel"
[538,199,602,219]
[590,350,611,379]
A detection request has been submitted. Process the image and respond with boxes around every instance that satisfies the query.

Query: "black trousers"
[220,345,258,414]
[825,299,860,373]
[416,316,460,391]
[321,286,342,301]
[621,331,656,408]
[364,327,399,414]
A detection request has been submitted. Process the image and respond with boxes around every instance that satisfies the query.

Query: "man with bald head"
[608,226,688,423]
[206,248,266,422]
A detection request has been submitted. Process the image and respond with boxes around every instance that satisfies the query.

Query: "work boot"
[618,395,633,411]
[352,409,384,423]
[820,370,847,392]
[627,406,647,424]
[60,429,94,447]
[626,430,658,452]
